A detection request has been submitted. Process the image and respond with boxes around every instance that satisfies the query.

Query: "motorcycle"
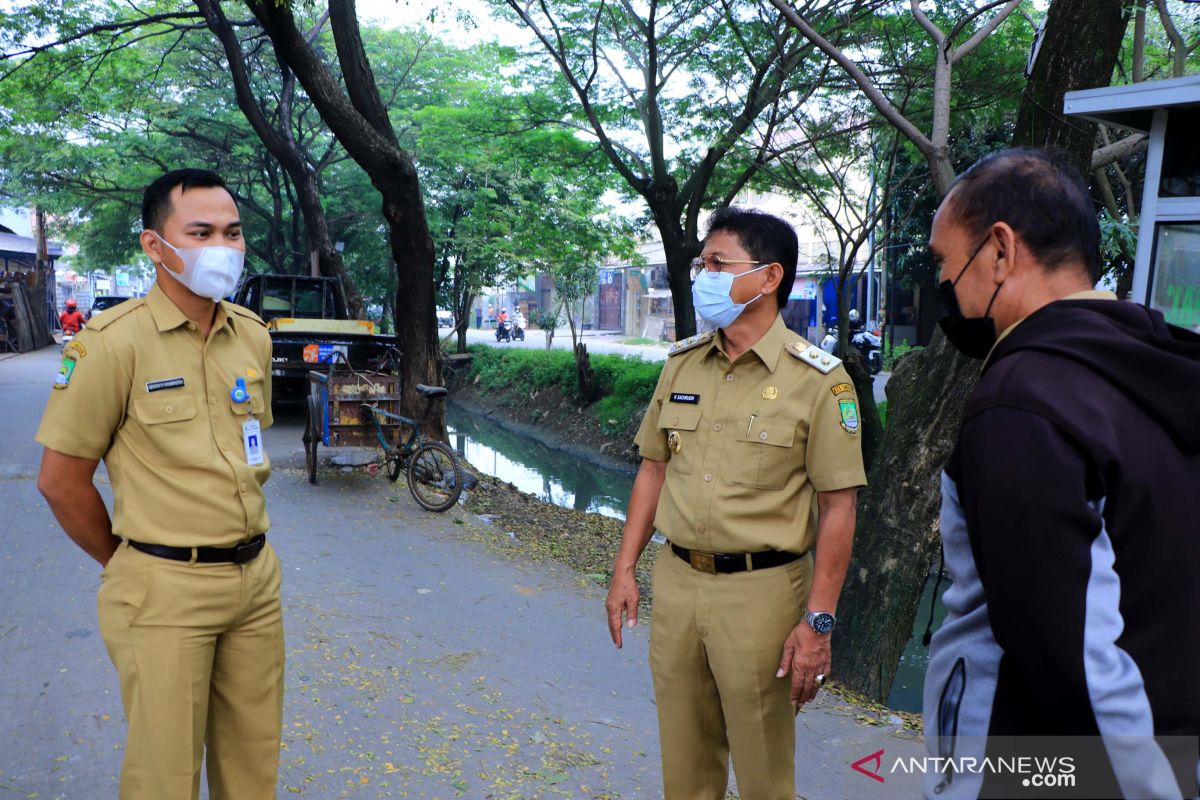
[495,320,513,342]
[820,323,883,375]
[852,328,883,375]
[512,320,526,341]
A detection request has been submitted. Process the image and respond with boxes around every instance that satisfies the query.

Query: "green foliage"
[1098,209,1138,289]
[590,356,663,435]
[463,345,663,432]
[883,342,923,373]
[467,345,577,395]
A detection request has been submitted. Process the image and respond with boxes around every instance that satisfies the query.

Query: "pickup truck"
[235,274,394,398]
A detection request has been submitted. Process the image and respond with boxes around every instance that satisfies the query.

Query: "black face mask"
[937,237,1002,360]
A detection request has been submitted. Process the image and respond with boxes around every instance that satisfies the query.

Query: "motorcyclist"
[59,299,86,336]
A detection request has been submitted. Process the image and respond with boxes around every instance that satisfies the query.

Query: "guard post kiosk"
[1064,74,1200,330]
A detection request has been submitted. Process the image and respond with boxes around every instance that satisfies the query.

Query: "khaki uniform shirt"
[634,315,866,554]
[36,283,274,547]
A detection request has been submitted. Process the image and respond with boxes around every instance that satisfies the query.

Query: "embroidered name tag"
[669,392,700,404]
[146,377,186,393]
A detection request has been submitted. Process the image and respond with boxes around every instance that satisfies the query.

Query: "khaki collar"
[709,314,790,373]
[146,281,231,335]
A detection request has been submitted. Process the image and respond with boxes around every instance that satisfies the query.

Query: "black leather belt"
[671,542,803,575]
[129,533,266,565]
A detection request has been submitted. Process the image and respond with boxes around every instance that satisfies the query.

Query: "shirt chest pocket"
[730,416,798,489]
[657,404,703,475]
[130,394,208,466]
[229,378,267,416]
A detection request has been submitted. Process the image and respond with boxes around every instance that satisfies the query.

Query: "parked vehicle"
[436,308,454,328]
[235,274,393,399]
[820,312,882,375]
[88,295,130,319]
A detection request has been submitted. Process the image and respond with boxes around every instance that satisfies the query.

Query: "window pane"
[1160,108,1200,198]
[1150,223,1200,331]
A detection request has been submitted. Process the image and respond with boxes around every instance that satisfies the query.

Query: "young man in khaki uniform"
[606,208,866,799]
[35,169,283,799]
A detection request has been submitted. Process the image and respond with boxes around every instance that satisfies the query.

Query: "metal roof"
[1063,73,1200,133]
[0,232,64,257]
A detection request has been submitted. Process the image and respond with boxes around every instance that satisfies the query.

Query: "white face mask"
[151,231,245,302]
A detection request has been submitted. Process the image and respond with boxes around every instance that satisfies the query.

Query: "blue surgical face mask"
[691,264,769,329]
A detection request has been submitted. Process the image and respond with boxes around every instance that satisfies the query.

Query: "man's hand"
[776,622,832,707]
[605,570,640,649]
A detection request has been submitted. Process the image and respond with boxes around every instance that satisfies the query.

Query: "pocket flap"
[134,393,198,425]
[737,416,796,448]
[657,404,702,431]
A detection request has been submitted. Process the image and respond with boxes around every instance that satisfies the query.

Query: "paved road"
[0,347,919,799]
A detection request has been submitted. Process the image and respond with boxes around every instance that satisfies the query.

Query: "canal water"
[447,402,947,713]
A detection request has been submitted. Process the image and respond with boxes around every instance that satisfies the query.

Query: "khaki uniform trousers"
[98,540,285,800]
[650,547,813,800]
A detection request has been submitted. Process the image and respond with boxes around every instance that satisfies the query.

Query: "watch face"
[811,612,836,634]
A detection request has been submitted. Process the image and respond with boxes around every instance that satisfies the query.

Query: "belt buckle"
[233,537,260,565]
[689,549,717,575]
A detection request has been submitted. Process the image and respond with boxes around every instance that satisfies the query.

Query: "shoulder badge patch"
[668,331,716,357]
[786,341,841,374]
[63,340,86,361]
[838,398,860,434]
[830,382,853,396]
[54,352,79,390]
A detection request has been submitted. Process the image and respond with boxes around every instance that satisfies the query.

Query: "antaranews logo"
[852,749,886,783]
[850,747,1077,789]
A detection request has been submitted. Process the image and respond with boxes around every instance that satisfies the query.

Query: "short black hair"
[947,148,1100,282]
[141,169,230,232]
[705,206,798,309]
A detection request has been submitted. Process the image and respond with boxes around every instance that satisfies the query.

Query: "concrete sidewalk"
[0,347,920,799]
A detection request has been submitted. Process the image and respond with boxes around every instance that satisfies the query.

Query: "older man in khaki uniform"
[36,169,282,799]
[606,207,866,799]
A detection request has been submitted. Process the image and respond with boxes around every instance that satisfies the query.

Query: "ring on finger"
[814,673,826,686]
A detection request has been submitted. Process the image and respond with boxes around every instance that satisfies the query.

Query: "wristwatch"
[804,609,837,635]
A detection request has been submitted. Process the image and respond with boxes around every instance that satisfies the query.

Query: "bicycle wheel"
[406,440,463,512]
[305,395,320,485]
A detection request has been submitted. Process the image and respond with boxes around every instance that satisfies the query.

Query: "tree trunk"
[1013,0,1127,175]
[831,0,1129,703]
[247,0,443,438]
[833,333,978,700]
[197,0,365,316]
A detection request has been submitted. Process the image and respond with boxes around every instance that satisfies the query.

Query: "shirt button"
[210,395,217,405]
[759,431,768,441]
[187,322,197,331]
[725,374,734,382]
[697,524,706,534]
[703,473,712,482]
[238,483,247,493]
[712,422,722,432]
[164,405,173,414]
[672,417,679,426]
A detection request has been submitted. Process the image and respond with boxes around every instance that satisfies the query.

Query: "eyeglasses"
[689,254,762,280]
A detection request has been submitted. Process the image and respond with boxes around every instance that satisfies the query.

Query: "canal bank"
[448,401,945,714]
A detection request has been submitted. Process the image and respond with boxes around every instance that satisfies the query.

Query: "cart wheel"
[406,440,463,512]
[387,450,403,483]
[305,395,320,484]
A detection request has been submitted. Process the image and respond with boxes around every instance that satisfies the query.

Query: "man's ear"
[139,230,162,264]
[990,222,1018,284]
[761,262,784,296]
